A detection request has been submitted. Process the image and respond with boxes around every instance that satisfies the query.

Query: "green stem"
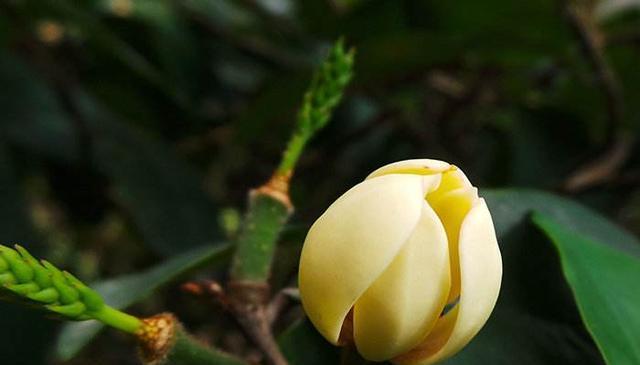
[93,306,142,334]
[277,131,310,175]
[226,39,354,365]
[161,328,247,365]
[230,39,353,283]
[230,190,292,282]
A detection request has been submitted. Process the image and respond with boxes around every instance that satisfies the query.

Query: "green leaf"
[278,319,340,365]
[442,308,603,365]
[55,243,232,361]
[439,188,639,364]
[484,189,640,257]
[441,225,603,365]
[533,213,640,365]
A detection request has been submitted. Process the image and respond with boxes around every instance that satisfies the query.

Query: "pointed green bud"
[15,245,51,287]
[47,302,87,318]
[0,273,14,285]
[0,246,34,283]
[41,261,79,305]
[64,271,104,311]
[7,282,40,295]
[0,255,8,272]
[27,287,60,304]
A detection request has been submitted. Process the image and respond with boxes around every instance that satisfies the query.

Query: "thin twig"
[228,282,289,365]
[182,280,288,365]
[266,288,295,326]
[562,0,624,133]
[560,0,633,192]
[564,132,634,191]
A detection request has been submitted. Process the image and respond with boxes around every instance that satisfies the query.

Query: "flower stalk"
[230,39,355,285]
[226,39,354,365]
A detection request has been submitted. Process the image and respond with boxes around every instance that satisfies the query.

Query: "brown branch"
[562,0,624,133]
[266,287,298,326]
[564,132,634,191]
[182,280,289,365]
[227,282,289,365]
[560,0,632,192]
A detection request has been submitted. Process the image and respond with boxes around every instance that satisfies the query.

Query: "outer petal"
[394,198,502,365]
[353,202,451,361]
[367,159,451,180]
[299,174,442,344]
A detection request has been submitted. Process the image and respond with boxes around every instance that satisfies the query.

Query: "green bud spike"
[63,271,104,311]
[47,302,87,317]
[27,287,59,303]
[0,244,143,334]
[16,245,51,287]
[42,260,80,304]
[0,255,8,271]
[7,282,40,295]
[0,245,34,283]
[277,38,355,175]
[0,273,15,285]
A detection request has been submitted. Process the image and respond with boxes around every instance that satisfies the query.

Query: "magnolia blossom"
[298,159,502,364]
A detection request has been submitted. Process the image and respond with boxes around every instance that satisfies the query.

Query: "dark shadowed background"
[0,1,639,364]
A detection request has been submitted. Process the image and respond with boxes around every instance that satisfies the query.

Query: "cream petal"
[367,159,451,180]
[393,198,502,365]
[353,202,451,361]
[299,174,442,344]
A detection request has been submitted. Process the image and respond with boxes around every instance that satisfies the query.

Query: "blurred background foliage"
[0,0,639,364]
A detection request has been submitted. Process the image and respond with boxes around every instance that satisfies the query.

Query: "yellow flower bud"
[298,159,502,364]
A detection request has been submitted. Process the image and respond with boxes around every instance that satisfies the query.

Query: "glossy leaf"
[484,189,640,257]
[533,213,640,365]
[438,189,624,365]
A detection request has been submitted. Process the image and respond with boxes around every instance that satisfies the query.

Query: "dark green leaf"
[278,319,340,365]
[440,189,625,364]
[443,307,602,365]
[484,189,640,257]
[533,213,640,365]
